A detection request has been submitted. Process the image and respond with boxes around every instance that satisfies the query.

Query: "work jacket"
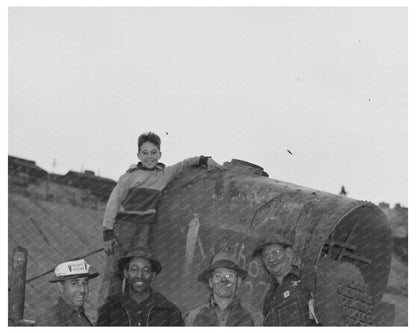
[102,156,209,253]
[184,296,254,326]
[36,297,93,326]
[96,290,184,326]
[263,266,315,326]
[103,157,206,235]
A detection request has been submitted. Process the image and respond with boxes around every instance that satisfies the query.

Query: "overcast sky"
[8,6,408,206]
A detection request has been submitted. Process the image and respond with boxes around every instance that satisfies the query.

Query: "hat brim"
[198,260,248,284]
[253,240,292,258]
[118,256,162,275]
[49,272,99,283]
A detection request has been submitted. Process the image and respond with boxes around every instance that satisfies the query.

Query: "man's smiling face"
[261,244,293,279]
[209,267,241,299]
[124,257,155,294]
[59,277,89,310]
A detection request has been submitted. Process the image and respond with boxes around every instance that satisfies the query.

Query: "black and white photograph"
[6,3,409,327]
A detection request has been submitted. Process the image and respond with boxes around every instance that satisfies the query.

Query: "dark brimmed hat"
[198,252,248,284]
[118,247,162,275]
[49,259,99,283]
[252,234,293,258]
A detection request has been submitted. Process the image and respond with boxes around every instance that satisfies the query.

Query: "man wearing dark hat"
[184,252,254,326]
[36,259,99,326]
[253,234,317,326]
[96,247,183,326]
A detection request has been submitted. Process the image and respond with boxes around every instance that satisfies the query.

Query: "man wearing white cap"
[36,259,99,326]
[184,251,254,326]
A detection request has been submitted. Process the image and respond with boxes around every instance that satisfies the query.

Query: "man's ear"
[159,151,162,159]
[123,268,128,279]
[57,282,64,294]
[285,247,294,260]
[259,257,268,270]
[208,277,213,289]
[236,276,242,288]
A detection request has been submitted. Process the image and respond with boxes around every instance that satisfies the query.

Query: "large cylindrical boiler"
[151,159,393,324]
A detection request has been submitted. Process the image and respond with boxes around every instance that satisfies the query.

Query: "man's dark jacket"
[96,291,184,326]
[263,266,315,326]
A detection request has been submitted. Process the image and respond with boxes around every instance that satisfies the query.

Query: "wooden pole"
[8,246,35,326]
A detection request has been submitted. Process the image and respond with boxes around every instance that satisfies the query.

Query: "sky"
[7,6,408,206]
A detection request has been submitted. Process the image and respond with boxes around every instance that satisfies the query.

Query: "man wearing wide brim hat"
[184,251,254,326]
[117,247,162,276]
[97,247,183,326]
[252,234,293,258]
[36,259,99,326]
[253,232,317,326]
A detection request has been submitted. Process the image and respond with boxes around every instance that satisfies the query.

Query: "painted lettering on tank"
[197,236,206,261]
[184,214,200,276]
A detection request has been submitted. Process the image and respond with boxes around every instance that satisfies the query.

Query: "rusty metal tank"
[150,159,394,325]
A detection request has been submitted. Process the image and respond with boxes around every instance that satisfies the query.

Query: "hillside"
[379,203,408,325]
[8,176,107,323]
[8,173,408,325]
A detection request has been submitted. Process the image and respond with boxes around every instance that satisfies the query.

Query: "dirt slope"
[8,179,106,323]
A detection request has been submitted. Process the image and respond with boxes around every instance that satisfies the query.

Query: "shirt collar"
[58,297,85,322]
[121,289,165,308]
[209,295,240,309]
[272,265,301,287]
[136,162,165,171]
[287,265,301,278]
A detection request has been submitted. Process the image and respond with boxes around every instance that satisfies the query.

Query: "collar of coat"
[209,294,241,310]
[271,265,302,288]
[57,297,87,323]
[114,289,173,310]
[127,162,166,172]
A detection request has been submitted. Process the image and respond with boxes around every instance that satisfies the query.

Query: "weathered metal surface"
[151,159,393,322]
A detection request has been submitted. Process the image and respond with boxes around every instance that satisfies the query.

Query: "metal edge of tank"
[232,172,363,265]
[301,199,364,265]
[316,200,393,302]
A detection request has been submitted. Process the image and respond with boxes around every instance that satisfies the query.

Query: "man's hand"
[104,239,118,255]
[207,157,226,171]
